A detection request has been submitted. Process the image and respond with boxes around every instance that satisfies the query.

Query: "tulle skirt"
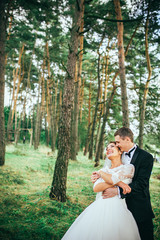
[62,196,140,240]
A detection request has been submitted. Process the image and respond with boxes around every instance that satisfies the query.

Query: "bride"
[62,142,141,240]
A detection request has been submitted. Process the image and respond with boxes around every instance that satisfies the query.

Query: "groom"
[92,127,155,240]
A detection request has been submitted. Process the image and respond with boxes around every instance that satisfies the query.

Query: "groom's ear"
[125,137,131,142]
[118,149,123,155]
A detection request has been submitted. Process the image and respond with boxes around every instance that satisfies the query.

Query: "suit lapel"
[131,146,140,165]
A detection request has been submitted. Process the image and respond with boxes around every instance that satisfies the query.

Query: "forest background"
[0,0,160,239]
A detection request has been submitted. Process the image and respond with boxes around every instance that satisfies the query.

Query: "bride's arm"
[93,182,114,192]
[99,164,135,186]
[94,179,131,194]
[98,170,114,184]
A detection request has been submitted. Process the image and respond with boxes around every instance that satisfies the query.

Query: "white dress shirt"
[122,144,137,165]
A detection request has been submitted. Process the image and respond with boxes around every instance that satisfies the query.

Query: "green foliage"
[3,0,160,151]
[0,144,159,240]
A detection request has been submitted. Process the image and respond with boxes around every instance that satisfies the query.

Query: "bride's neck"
[110,158,122,168]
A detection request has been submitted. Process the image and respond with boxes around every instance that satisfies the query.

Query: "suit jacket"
[120,146,155,223]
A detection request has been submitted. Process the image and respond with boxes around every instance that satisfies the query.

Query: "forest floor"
[0,143,160,240]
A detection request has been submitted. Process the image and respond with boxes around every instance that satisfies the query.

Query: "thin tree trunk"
[7,69,16,141]
[0,0,6,166]
[50,0,83,202]
[79,77,85,122]
[5,3,13,65]
[46,41,57,151]
[139,8,152,148]
[114,0,129,127]
[94,20,140,166]
[34,103,41,150]
[79,3,85,123]
[71,3,84,159]
[34,75,41,150]
[29,128,33,147]
[89,53,101,159]
[84,79,92,155]
[84,123,91,156]
[52,80,58,151]
[10,44,25,124]
[15,112,22,145]
[70,62,79,160]
[94,80,117,167]
[95,114,102,155]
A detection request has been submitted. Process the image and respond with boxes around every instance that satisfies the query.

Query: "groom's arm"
[120,153,154,199]
[102,187,119,198]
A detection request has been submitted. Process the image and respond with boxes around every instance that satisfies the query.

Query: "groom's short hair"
[114,127,134,142]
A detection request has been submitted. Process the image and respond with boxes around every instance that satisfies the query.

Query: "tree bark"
[15,112,22,145]
[139,8,152,148]
[34,75,42,150]
[114,0,129,127]
[70,62,79,160]
[0,0,6,166]
[50,0,84,202]
[94,80,117,167]
[89,53,101,159]
[71,2,84,159]
[84,79,92,156]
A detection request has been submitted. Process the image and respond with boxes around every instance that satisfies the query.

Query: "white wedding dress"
[62,164,141,240]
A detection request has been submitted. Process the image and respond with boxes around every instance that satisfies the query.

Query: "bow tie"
[125,147,135,158]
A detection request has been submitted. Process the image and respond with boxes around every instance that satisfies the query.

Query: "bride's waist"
[96,194,120,201]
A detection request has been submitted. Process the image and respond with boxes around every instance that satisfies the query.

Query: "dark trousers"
[137,219,154,240]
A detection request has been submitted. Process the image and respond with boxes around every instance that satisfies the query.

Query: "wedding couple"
[62,127,155,240]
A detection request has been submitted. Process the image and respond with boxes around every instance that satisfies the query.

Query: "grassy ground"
[0,144,159,240]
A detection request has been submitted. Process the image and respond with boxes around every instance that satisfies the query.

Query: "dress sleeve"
[111,164,135,185]
[93,166,109,188]
[93,177,104,188]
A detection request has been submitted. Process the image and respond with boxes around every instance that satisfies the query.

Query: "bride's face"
[106,143,121,160]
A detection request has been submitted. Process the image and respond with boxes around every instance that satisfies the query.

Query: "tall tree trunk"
[34,75,42,150]
[95,114,102,155]
[89,53,101,159]
[79,3,85,123]
[84,79,92,155]
[94,21,140,166]
[46,41,57,151]
[79,77,85,122]
[114,0,129,127]
[34,103,41,150]
[70,62,79,160]
[15,112,22,145]
[5,3,13,65]
[10,44,25,124]
[7,44,25,141]
[139,8,152,148]
[7,69,16,141]
[0,0,6,166]
[50,0,83,202]
[52,80,58,151]
[71,2,84,159]
[95,80,117,167]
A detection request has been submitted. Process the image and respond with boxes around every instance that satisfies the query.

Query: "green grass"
[0,144,159,240]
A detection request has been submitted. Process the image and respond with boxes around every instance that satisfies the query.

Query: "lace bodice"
[93,164,135,196]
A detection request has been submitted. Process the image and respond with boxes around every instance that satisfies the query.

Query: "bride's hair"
[106,141,121,151]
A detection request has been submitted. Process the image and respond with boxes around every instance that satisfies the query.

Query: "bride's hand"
[117,181,131,194]
[91,171,100,183]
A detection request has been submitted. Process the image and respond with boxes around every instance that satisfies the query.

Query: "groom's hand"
[102,187,118,199]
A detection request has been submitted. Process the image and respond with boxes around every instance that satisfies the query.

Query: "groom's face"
[115,135,130,152]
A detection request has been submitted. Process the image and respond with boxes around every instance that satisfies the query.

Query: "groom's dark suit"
[120,146,155,240]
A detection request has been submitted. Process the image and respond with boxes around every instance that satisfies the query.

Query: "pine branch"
[85,13,143,23]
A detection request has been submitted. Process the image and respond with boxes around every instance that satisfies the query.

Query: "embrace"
[62,127,155,240]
